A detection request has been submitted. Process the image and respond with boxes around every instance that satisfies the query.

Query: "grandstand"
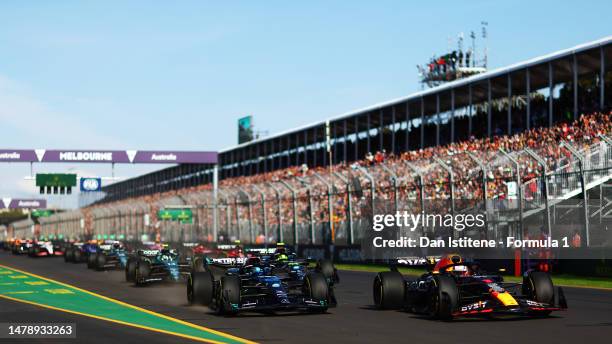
[11,36,612,249]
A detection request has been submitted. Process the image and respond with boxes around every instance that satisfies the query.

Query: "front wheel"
[218,276,241,316]
[303,273,329,313]
[428,275,458,320]
[188,270,214,306]
[523,271,554,316]
[135,260,151,286]
[125,258,136,282]
[373,271,405,310]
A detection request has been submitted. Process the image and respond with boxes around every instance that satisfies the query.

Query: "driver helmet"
[433,254,467,273]
[275,253,288,262]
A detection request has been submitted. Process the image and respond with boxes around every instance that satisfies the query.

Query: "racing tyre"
[523,271,554,316]
[135,260,151,286]
[87,253,97,269]
[373,271,405,310]
[72,249,82,263]
[318,260,337,282]
[96,253,107,271]
[188,270,214,306]
[219,275,241,316]
[304,273,329,313]
[125,258,137,282]
[192,257,206,272]
[64,248,73,262]
[428,275,458,320]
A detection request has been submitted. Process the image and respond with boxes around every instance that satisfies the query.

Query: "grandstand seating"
[29,111,611,246]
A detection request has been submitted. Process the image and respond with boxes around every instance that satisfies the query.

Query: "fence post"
[500,149,524,240]
[561,141,590,246]
[266,182,284,243]
[313,172,334,244]
[405,162,425,235]
[357,166,376,216]
[280,180,299,249]
[467,152,490,232]
[251,184,267,247]
[381,164,399,212]
[524,148,552,239]
[433,157,455,216]
[333,171,353,245]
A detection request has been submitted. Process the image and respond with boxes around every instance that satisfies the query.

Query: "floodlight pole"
[212,164,218,242]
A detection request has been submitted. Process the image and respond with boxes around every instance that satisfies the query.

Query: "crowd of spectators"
[76,111,610,243]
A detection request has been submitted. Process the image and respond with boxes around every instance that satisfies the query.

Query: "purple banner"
[1,198,47,209]
[131,151,218,164]
[0,150,38,162]
[41,150,131,163]
[0,149,218,164]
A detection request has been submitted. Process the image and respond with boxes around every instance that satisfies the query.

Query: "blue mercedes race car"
[125,246,191,286]
[64,241,98,263]
[187,245,338,315]
[88,241,129,271]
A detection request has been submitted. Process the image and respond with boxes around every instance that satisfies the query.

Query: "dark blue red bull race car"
[373,254,567,320]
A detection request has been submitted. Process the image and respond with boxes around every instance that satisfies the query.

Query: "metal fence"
[30,135,612,248]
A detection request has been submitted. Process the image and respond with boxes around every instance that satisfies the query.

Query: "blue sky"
[0,1,610,206]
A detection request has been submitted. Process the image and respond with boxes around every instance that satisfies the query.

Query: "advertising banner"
[131,151,218,164]
[0,149,218,164]
[80,177,103,192]
[0,150,38,162]
[1,198,47,209]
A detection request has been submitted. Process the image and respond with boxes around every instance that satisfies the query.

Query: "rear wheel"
[63,248,72,262]
[72,249,82,263]
[373,271,405,310]
[303,273,329,313]
[188,270,214,305]
[125,258,136,282]
[428,275,458,320]
[192,257,206,272]
[87,253,97,269]
[96,254,107,271]
[219,275,241,315]
[523,271,554,316]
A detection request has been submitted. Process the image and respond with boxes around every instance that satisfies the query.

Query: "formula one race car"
[373,254,567,320]
[64,241,98,263]
[125,246,191,285]
[11,239,32,255]
[187,244,338,315]
[88,241,129,271]
[28,239,64,257]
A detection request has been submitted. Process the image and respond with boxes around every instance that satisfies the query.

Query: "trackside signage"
[0,198,47,209]
[0,150,38,162]
[0,149,217,164]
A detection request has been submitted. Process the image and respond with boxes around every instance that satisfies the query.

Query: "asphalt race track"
[1,251,611,344]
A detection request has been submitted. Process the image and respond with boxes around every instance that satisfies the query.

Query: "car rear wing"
[137,249,160,257]
[395,256,441,267]
[245,248,277,255]
[206,257,248,266]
